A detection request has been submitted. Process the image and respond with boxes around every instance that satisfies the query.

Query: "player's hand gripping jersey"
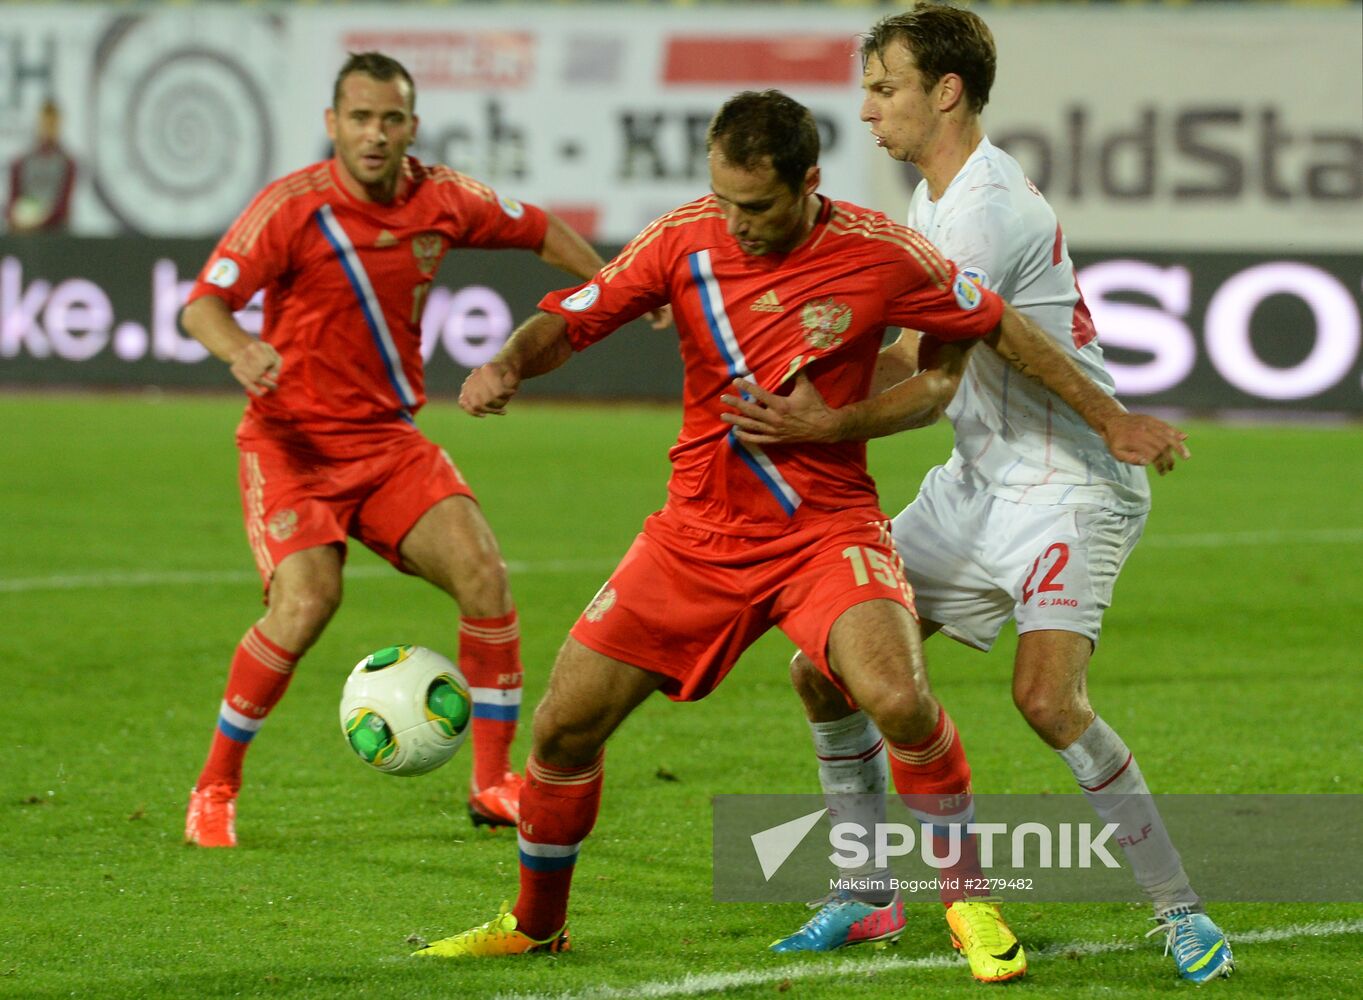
[541,196,1004,535]
[188,157,548,431]
[906,138,1149,514]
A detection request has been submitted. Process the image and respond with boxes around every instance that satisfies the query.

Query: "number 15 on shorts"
[842,545,916,606]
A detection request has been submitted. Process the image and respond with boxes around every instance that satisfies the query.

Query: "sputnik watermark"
[826,820,1122,874]
[718,793,1363,903]
[751,811,1121,884]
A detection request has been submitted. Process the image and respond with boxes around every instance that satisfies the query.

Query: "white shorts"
[890,467,1146,651]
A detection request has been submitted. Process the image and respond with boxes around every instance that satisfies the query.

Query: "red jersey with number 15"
[540,195,1004,536]
[187,156,548,432]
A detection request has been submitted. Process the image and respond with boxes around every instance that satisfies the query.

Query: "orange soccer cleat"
[468,771,524,829]
[185,783,238,848]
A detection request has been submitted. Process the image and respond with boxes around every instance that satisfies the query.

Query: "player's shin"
[812,711,893,901]
[513,751,605,940]
[885,708,984,904]
[1059,715,1199,912]
[196,625,300,791]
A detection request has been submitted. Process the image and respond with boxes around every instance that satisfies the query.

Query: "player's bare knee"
[789,652,852,720]
[860,685,937,745]
[530,697,605,769]
[267,579,340,643]
[450,553,511,617]
[1013,681,1089,746]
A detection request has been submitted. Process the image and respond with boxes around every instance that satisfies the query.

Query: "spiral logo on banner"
[89,15,277,235]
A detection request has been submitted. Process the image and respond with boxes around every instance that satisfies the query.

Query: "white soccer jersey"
[907,137,1149,514]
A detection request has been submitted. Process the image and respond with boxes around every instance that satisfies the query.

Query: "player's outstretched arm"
[460,311,573,417]
[721,337,970,444]
[537,212,607,282]
[987,304,1191,474]
[181,295,281,396]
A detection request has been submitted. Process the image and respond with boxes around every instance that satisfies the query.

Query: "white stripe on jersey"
[315,204,417,408]
[689,248,803,516]
[690,249,749,378]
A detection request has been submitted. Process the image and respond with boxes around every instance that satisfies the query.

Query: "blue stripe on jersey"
[217,716,258,744]
[728,430,801,516]
[313,206,416,421]
[688,250,748,379]
[472,702,520,722]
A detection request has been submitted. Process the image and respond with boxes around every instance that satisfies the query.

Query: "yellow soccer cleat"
[413,904,569,959]
[946,899,1027,983]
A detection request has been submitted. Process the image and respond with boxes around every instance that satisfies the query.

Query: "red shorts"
[236,419,473,593]
[569,505,917,702]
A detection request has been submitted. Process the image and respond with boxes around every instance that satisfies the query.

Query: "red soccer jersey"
[540,195,1004,536]
[188,157,548,431]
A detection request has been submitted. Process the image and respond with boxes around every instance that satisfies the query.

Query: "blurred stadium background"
[0,0,1359,415]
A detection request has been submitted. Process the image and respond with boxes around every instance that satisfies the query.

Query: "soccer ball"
[339,644,471,776]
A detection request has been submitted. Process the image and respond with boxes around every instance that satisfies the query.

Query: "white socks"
[1059,715,1200,914]
[810,711,893,902]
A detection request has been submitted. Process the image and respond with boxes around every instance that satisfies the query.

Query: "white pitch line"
[0,559,617,594]
[1143,527,1363,549]
[493,918,1363,1000]
[3,527,1360,596]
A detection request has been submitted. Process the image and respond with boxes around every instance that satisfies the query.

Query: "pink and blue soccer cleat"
[769,889,905,952]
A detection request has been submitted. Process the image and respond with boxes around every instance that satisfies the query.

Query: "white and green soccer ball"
[340,644,471,776]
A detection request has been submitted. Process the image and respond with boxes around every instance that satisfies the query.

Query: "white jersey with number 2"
[907,136,1149,515]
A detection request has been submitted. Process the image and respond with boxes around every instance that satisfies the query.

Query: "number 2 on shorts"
[1022,542,1070,604]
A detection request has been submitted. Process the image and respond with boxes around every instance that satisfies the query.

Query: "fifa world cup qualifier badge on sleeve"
[952,271,983,310]
[207,258,240,289]
[562,284,600,312]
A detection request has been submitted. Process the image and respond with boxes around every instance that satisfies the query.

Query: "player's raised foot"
[185,783,237,848]
[413,904,569,959]
[1147,908,1233,983]
[468,771,523,828]
[946,899,1027,983]
[769,889,905,952]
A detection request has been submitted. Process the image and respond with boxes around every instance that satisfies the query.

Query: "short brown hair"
[706,90,820,195]
[332,52,416,112]
[862,3,996,114]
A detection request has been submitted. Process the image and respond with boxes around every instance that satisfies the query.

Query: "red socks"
[195,626,299,792]
[459,612,523,790]
[512,753,605,939]
[886,708,982,904]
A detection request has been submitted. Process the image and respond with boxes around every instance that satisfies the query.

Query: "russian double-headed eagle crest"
[800,297,852,349]
[412,234,444,276]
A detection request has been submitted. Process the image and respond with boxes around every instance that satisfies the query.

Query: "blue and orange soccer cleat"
[769,889,905,952]
[945,898,1027,982]
[1147,908,1234,983]
[468,771,524,829]
[413,904,569,959]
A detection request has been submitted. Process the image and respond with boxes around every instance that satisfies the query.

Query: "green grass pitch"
[2,392,1360,999]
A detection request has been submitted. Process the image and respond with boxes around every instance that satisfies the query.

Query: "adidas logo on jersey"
[375,230,398,248]
[751,290,783,313]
